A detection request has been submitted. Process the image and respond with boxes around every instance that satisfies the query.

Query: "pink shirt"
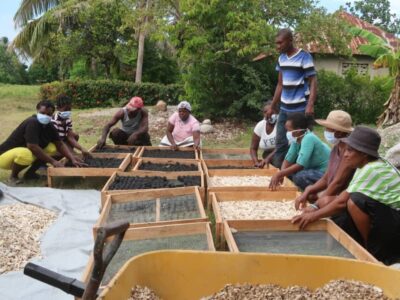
[169,112,200,142]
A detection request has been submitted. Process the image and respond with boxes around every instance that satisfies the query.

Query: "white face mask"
[267,114,278,124]
[37,113,52,125]
[324,130,338,145]
[286,129,305,144]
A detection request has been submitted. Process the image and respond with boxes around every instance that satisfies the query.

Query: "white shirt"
[254,120,277,150]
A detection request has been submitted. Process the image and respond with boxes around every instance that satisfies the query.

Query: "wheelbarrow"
[24,220,130,300]
[24,221,400,299]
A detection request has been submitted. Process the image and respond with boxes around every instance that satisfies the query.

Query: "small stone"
[385,143,400,168]
[200,124,214,134]
[155,100,167,112]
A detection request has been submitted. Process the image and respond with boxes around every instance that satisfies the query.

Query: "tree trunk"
[135,0,150,83]
[91,57,97,79]
[378,75,400,128]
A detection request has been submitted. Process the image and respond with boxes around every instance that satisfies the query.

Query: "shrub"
[40,80,184,108]
[316,69,393,124]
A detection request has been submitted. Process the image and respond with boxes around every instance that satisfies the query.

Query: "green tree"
[350,27,400,127]
[0,37,28,84]
[345,0,400,35]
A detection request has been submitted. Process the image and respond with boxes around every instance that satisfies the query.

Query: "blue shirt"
[276,49,316,112]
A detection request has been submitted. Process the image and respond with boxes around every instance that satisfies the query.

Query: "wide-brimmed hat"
[342,126,381,158]
[316,110,353,133]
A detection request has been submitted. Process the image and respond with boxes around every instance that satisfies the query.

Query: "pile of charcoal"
[139,162,198,171]
[109,175,201,190]
[93,147,136,153]
[66,157,122,168]
[142,149,195,159]
[208,165,254,169]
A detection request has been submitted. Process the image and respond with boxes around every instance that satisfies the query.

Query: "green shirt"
[347,160,400,209]
[285,132,331,172]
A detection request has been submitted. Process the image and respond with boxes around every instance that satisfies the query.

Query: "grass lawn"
[0,84,328,185]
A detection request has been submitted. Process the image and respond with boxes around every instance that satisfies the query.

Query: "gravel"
[139,162,198,172]
[66,157,123,168]
[143,149,195,159]
[126,280,389,300]
[202,280,389,300]
[129,285,161,300]
[219,200,299,220]
[208,176,271,187]
[0,204,57,274]
[109,176,201,190]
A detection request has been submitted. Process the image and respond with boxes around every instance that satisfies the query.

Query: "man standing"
[97,96,151,148]
[267,28,317,168]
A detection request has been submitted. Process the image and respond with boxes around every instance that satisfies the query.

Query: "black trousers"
[109,128,152,146]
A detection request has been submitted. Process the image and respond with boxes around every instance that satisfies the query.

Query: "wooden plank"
[92,197,112,238]
[223,220,240,252]
[155,198,160,222]
[326,220,378,263]
[88,144,141,157]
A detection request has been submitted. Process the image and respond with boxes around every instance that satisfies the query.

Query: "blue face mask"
[59,111,71,119]
[324,130,338,145]
[37,113,52,125]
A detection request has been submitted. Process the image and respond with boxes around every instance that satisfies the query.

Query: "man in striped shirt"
[292,127,400,264]
[267,28,317,168]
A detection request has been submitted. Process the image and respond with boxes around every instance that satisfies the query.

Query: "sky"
[1,0,400,41]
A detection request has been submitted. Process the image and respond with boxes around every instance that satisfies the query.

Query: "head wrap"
[177,101,191,112]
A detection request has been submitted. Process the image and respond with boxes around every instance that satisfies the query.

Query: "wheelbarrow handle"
[24,262,88,298]
[83,220,129,300]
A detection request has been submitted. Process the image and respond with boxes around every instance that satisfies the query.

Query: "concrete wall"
[313,55,389,78]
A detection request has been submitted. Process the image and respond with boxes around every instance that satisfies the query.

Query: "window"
[341,62,369,75]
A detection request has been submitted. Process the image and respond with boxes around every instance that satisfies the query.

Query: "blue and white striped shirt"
[276,49,316,112]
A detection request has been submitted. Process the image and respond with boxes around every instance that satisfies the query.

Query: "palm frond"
[14,0,60,27]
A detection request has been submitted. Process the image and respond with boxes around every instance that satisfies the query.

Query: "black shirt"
[0,115,61,155]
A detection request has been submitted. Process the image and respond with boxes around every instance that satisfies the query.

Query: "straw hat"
[342,126,381,158]
[316,110,353,133]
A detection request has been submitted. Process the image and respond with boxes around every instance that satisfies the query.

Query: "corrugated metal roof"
[304,11,399,54]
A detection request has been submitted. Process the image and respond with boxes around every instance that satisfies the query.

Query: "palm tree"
[350,27,400,127]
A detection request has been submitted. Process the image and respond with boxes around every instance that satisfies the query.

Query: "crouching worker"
[292,127,400,264]
[295,110,355,209]
[0,100,84,184]
[52,94,90,157]
[160,101,201,150]
[97,96,151,148]
[269,112,331,190]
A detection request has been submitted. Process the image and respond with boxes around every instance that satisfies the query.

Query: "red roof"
[304,11,399,55]
[253,11,399,61]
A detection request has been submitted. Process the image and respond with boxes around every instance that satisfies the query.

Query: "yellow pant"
[0,143,57,170]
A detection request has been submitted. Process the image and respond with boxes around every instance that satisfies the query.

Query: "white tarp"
[0,182,100,300]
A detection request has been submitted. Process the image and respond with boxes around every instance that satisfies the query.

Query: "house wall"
[313,55,389,78]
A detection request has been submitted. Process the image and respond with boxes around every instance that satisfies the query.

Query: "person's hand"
[305,103,314,117]
[266,106,277,119]
[127,133,138,145]
[97,138,106,149]
[52,160,64,168]
[71,158,88,168]
[82,150,92,159]
[263,156,273,168]
[291,211,317,230]
[269,173,283,190]
[171,144,178,151]
[254,160,265,169]
[295,189,310,210]
[301,205,318,214]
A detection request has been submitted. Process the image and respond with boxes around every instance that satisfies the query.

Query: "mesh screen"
[233,231,354,258]
[102,234,209,284]
[106,194,200,224]
[203,153,250,160]
[160,195,200,221]
[107,200,156,223]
